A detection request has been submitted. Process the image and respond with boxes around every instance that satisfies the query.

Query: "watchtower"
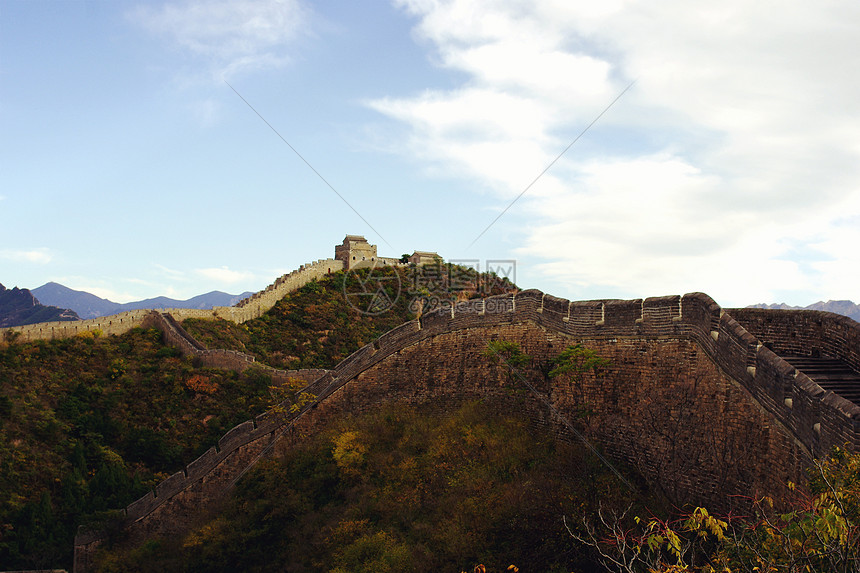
[335,235,378,269]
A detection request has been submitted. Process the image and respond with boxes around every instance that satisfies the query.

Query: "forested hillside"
[94,400,652,572]
[0,327,279,567]
[0,265,515,569]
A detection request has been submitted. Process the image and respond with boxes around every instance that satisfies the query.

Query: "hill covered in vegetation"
[0,264,516,569]
[181,265,516,370]
[0,327,280,568]
[5,263,859,572]
[94,400,653,573]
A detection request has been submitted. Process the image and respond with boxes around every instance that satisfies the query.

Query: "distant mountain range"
[747,300,860,323]
[0,283,79,328]
[31,282,255,320]
[0,282,255,327]
[3,281,858,329]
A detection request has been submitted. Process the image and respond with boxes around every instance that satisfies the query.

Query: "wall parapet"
[312,290,859,457]
[0,309,154,342]
[147,312,327,385]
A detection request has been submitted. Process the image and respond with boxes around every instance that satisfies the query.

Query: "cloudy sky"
[2,0,859,308]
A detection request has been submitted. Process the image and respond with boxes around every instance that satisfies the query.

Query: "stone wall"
[1,309,153,343]
[226,258,345,323]
[724,307,860,457]
[292,324,806,511]
[74,290,860,571]
[148,312,328,386]
[1,259,345,343]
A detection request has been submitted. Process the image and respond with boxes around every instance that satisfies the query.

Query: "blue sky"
[2,0,859,308]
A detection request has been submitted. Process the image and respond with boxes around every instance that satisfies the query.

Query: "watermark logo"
[342,264,402,315]
[483,259,516,294]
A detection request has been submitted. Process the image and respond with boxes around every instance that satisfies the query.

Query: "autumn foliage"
[94,400,644,572]
[576,445,860,573]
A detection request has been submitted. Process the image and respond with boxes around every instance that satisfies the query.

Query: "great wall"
[3,237,859,572]
[70,291,860,571]
[1,236,437,343]
[0,257,346,342]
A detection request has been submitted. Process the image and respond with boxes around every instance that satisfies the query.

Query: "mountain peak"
[0,283,79,327]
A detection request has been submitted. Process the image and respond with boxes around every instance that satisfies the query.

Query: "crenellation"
[375,321,422,353]
[603,299,643,331]
[0,308,154,342]
[448,308,493,332]
[729,308,860,374]
[513,289,542,309]
[536,294,569,331]
[75,523,109,548]
[568,300,604,334]
[712,314,755,382]
[681,293,720,340]
[253,410,282,436]
[641,295,684,336]
[540,293,569,317]
[791,378,823,451]
[418,308,452,331]
[755,346,795,402]
[331,345,377,382]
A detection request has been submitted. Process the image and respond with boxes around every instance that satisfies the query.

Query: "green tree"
[548,343,610,381]
[483,340,530,369]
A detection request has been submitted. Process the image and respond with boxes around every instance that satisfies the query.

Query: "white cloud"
[0,248,53,264]
[154,263,188,280]
[130,0,310,78]
[196,266,255,284]
[374,0,860,305]
[806,216,860,300]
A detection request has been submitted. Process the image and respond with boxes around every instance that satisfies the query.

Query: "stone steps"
[781,355,860,405]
